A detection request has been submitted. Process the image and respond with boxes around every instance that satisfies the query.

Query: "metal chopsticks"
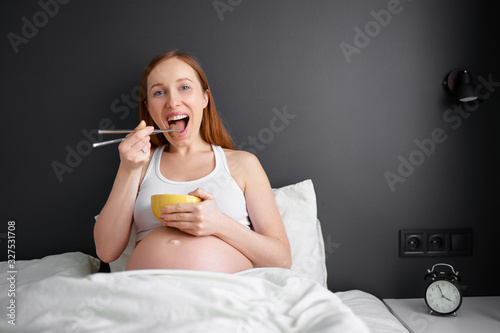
[92,129,179,148]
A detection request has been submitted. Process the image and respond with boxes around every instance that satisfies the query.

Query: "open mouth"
[167,114,189,136]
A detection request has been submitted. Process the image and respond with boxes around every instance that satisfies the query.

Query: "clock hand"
[437,285,444,296]
[437,285,453,301]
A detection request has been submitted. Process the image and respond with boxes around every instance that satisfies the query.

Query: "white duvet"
[2,268,370,333]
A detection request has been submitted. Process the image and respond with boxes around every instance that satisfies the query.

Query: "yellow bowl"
[151,194,202,222]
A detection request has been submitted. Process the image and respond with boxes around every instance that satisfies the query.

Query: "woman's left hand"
[159,188,223,236]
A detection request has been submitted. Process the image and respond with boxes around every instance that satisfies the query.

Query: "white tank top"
[133,144,251,241]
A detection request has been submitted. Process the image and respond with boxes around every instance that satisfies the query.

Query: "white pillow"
[0,252,100,287]
[107,179,328,287]
[273,179,327,287]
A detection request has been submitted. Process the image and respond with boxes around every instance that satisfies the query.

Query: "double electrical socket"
[399,229,473,257]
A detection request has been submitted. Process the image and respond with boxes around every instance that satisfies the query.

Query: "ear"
[202,90,209,109]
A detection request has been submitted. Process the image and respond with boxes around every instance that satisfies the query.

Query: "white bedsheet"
[1,268,370,333]
[336,290,410,333]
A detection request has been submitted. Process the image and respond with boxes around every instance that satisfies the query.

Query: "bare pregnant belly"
[126,226,253,273]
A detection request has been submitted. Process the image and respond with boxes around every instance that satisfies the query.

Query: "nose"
[167,90,182,108]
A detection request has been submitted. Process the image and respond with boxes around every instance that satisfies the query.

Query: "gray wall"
[2,0,499,299]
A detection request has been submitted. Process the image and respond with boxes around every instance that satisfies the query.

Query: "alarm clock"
[424,263,463,316]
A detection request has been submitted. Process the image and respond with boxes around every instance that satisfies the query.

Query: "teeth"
[167,114,188,122]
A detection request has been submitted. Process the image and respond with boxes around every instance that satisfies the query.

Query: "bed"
[0,180,408,332]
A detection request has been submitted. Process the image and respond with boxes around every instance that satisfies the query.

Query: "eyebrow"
[149,77,194,91]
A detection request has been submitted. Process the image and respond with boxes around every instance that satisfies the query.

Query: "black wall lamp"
[444,69,478,103]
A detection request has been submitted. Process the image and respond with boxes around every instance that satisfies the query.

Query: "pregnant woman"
[94,50,291,273]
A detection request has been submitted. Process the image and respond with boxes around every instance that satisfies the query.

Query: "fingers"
[159,190,217,237]
[161,215,206,236]
[118,121,154,168]
[161,202,199,215]
[161,220,205,236]
[124,132,152,155]
[126,122,154,145]
[160,202,202,225]
[125,122,153,146]
[188,188,214,201]
[161,212,196,223]
[160,209,197,230]
[135,120,147,130]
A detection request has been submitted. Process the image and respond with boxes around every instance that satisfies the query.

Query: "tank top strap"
[212,145,231,175]
[152,145,166,166]
[140,145,166,186]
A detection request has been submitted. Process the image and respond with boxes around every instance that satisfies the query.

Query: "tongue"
[171,119,187,132]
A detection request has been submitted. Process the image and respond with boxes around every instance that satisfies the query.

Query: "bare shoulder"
[223,148,262,173]
[222,149,265,190]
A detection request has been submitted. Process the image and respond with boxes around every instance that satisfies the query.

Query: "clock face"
[425,280,462,315]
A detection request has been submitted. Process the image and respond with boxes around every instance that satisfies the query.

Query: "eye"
[153,90,165,96]
[180,85,191,91]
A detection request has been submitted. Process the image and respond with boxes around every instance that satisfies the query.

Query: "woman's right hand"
[118,120,155,171]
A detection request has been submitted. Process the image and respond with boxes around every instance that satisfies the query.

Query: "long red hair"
[139,50,235,149]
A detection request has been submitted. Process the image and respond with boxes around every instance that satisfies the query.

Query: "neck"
[167,137,212,156]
